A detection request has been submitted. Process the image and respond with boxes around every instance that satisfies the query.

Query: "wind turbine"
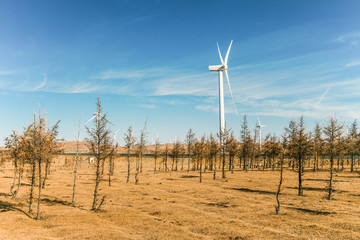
[85,112,113,126]
[209,40,238,136]
[344,123,349,136]
[113,129,120,146]
[256,114,267,151]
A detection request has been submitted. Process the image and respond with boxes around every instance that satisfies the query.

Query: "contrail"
[316,84,331,106]
[33,74,47,91]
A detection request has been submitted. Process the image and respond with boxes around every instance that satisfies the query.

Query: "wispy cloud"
[344,61,360,68]
[0,70,15,76]
[118,14,159,29]
[32,74,47,91]
[316,84,331,106]
[336,32,360,45]
[139,104,157,109]
[94,67,172,80]
[64,82,102,94]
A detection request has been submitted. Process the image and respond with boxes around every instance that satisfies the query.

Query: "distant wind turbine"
[209,40,238,135]
[344,123,349,136]
[256,114,267,151]
[85,112,113,126]
[113,129,120,146]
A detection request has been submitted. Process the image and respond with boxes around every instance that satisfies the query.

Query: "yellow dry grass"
[0,156,359,240]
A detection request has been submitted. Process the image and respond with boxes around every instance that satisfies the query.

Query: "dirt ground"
[0,156,359,240]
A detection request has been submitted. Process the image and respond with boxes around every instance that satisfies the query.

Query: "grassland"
[0,156,359,239]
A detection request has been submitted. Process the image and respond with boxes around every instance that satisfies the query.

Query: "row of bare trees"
[3,96,359,219]
[5,112,62,219]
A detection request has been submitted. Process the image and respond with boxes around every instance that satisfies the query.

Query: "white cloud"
[344,61,360,68]
[336,32,360,45]
[0,71,14,76]
[139,104,157,109]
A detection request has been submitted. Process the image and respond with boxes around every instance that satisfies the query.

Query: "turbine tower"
[209,40,238,136]
[256,114,266,151]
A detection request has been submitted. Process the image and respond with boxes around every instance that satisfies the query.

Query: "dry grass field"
[0,156,359,240]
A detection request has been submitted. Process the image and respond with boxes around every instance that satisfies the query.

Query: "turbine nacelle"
[209,64,227,72]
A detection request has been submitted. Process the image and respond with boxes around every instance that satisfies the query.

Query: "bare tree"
[240,115,252,171]
[286,117,311,196]
[153,137,160,173]
[313,123,323,171]
[275,134,287,215]
[208,134,219,180]
[135,119,148,184]
[5,131,24,199]
[21,112,61,219]
[348,120,358,172]
[185,128,195,172]
[170,138,183,171]
[323,117,343,200]
[162,145,169,171]
[124,126,136,183]
[72,119,81,203]
[86,97,114,210]
[218,125,230,179]
[226,132,238,173]
[263,133,281,170]
[108,132,118,186]
[194,136,206,183]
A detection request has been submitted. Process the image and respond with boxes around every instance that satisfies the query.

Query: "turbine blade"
[99,113,114,126]
[85,115,96,125]
[257,113,261,125]
[224,40,233,65]
[224,70,238,116]
[104,118,114,126]
[217,42,224,65]
[115,129,120,136]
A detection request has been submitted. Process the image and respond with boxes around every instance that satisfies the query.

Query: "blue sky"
[0,0,360,145]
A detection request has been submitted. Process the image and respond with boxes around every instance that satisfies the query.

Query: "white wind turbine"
[85,112,113,127]
[113,129,120,146]
[344,123,349,136]
[256,114,267,151]
[209,40,238,136]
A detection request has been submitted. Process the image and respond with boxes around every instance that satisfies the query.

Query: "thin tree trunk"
[14,169,22,198]
[328,155,334,200]
[72,123,81,203]
[231,156,234,174]
[108,156,112,186]
[92,158,101,210]
[126,153,130,183]
[187,155,191,172]
[275,156,284,215]
[140,157,143,173]
[10,161,17,198]
[222,148,226,179]
[154,156,157,174]
[199,158,202,183]
[135,155,140,184]
[28,161,36,213]
[42,159,50,189]
[36,160,42,220]
[298,154,303,196]
[213,156,217,180]
[72,155,79,202]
